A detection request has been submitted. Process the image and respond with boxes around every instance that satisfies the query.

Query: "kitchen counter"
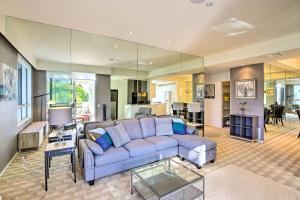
[124,103,167,119]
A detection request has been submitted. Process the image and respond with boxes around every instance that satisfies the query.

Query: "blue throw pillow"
[172,118,187,135]
[89,128,113,151]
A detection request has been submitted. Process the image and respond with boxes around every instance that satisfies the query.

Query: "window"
[47,72,73,107]
[17,54,32,123]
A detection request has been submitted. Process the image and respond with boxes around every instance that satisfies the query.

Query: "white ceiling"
[1,0,300,57]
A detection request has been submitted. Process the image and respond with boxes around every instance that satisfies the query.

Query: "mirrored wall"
[264,64,300,128]
[4,16,204,121]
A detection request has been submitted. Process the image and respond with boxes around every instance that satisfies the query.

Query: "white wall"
[205,71,230,128]
[111,79,128,119]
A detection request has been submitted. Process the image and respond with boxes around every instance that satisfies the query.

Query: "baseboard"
[0,152,18,177]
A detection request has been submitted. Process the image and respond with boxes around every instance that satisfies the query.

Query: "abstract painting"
[205,84,215,98]
[235,79,256,99]
[0,63,17,101]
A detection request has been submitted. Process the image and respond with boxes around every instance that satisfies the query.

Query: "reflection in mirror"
[5,16,204,122]
[264,63,300,129]
[71,30,138,120]
[5,16,72,121]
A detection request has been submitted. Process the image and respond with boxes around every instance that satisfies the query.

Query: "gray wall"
[0,34,31,172]
[230,63,265,141]
[95,74,111,121]
[32,69,47,121]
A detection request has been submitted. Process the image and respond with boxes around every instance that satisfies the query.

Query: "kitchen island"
[124,103,167,119]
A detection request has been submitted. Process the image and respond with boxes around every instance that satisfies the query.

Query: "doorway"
[111,90,118,120]
[73,73,96,121]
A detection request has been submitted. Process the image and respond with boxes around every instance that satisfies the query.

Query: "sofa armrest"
[83,121,103,136]
[78,139,95,182]
[186,125,199,135]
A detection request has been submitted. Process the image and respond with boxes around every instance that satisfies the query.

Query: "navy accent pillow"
[89,128,113,151]
[172,118,187,135]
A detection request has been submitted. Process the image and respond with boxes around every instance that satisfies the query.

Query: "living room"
[0,1,300,200]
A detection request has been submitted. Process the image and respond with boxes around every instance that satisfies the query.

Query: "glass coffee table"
[131,159,204,200]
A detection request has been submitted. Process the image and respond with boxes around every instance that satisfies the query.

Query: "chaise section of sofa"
[78,117,217,184]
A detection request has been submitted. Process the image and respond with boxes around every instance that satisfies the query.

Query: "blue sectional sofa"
[78,117,216,185]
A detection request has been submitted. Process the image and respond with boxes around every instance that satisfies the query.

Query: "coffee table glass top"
[131,159,204,199]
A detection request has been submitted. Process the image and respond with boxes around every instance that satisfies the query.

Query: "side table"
[44,140,76,191]
[48,131,73,143]
[187,122,204,137]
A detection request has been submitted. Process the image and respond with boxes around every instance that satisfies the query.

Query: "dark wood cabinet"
[127,80,148,104]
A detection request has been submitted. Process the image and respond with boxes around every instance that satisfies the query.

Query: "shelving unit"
[230,114,258,142]
[222,81,230,127]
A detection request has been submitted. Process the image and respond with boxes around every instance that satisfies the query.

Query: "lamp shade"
[48,107,73,126]
[172,102,184,111]
[187,102,201,113]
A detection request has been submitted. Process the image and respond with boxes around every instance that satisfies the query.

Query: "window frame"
[17,54,32,125]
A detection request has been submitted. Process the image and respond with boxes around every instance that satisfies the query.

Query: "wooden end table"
[44,140,76,191]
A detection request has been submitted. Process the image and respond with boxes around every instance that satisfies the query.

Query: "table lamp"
[172,102,184,118]
[48,107,73,146]
[187,102,201,124]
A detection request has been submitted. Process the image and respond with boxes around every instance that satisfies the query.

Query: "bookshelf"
[230,114,258,142]
[222,81,230,127]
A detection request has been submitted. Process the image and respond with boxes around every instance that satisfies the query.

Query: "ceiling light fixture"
[149,61,153,65]
[129,31,134,35]
[190,0,205,3]
[113,45,118,49]
[212,18,253,37]
[265,52,285,58]
[206,2,213,7]
[167,40,171,44]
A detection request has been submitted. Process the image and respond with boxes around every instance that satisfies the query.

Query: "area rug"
[205,164,300,200]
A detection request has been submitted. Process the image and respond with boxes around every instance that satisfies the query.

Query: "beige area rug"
[205,164,300,200]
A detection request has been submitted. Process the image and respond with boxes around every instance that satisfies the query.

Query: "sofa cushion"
[124,139,156,157]
[85,139,103,155]
[94,147,129,167]
[145,136,178,150]
[116,119,144,140]
[139,117,156,138]
[88,128,113,151]
[170,135,216,153]
[105,124,131,148]
[155,117,173,136]
[172,118,187,135]
[84,120,115,138]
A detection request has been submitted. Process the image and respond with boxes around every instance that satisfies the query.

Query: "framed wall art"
[204,84,215,98]
[235,79,256,99]
[0,63,17,101]
[195,84,204,98]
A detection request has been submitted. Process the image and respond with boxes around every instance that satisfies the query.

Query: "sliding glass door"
[47,72,96,121]
[73,73,96,121]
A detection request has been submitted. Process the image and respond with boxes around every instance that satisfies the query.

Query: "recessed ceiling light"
[206,2,213,7]
[113,45,118,49]
[191,0,205,3]
[129,31,134,35]
[167,40,171,44]
[149,61,153,65]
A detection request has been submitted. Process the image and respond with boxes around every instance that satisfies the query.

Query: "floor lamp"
[187,102,201,124]
[172,102,184,118]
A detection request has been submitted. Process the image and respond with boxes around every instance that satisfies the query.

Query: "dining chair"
[296,110,300,138]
